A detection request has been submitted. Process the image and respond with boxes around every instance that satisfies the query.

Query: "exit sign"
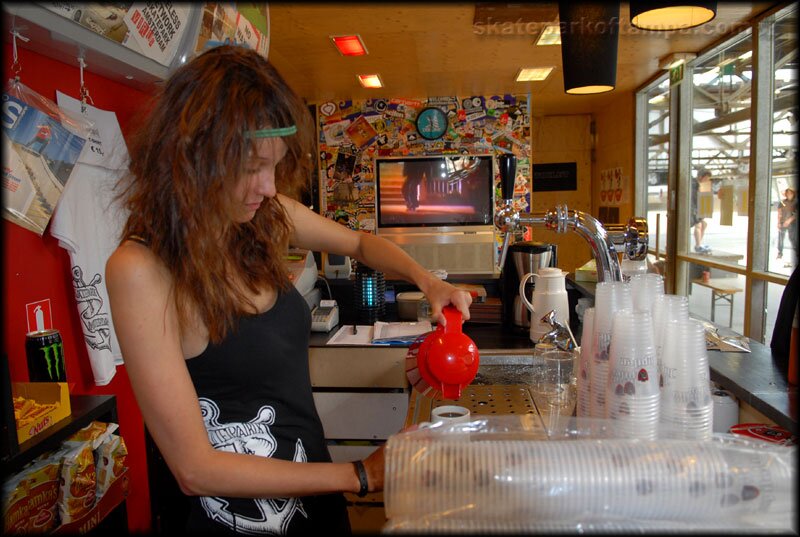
[670,63,685,86]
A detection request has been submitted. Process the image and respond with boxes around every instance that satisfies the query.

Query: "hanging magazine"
[2,78,94,236]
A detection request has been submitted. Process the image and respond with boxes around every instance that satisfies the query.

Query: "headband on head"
[245,125,297,138]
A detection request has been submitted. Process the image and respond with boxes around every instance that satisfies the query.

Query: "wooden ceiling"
[266,2,776,115]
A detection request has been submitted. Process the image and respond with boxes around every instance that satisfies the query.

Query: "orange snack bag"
[95,434,128,499]
[24,452,63,533]
[2,471,31,534]
[57,440,97,524]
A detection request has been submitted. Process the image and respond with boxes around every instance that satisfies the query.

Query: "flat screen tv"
[374,155,495,230]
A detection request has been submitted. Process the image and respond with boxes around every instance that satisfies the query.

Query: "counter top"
[309,296,797,435]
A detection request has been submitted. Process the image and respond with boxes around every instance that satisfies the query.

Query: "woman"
[782,188,797,266]
[106,45,472,534]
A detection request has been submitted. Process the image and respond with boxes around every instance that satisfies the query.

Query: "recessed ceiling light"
[331,35,368,56]
[516,67,554,82]
[535,25,561,46]
[357,74,383,88]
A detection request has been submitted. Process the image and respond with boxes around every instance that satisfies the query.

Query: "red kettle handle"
[441,305,462,333]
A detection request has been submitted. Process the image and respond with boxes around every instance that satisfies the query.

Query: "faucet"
[495,154,648,283]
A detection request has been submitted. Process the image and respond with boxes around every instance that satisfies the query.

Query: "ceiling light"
[357,74,383,88]
[331,35,368,56]
[516,67,555,82]
[535,25,561,46]
[630,1,717,31]
[738,50,753,61]
[559,2,620,95]
[658,52,697,70]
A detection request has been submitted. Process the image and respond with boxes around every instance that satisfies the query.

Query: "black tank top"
[184,285,350,534]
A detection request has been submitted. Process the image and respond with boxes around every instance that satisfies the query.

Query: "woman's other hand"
[423,278,473,326]
[361,443,385,493]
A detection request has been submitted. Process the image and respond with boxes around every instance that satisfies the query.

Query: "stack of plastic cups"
[653,294,689,386]
[647,273,665,301]
[606,309,660,440]
[660,319,714,440]
[591,282,633,419]
[630,273,661,313]
[577,307,595,419]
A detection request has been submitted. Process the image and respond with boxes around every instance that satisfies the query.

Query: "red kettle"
[405,306,480,400]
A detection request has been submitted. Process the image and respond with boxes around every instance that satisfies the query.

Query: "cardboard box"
[12,382,71,444]
[574,258,598,282]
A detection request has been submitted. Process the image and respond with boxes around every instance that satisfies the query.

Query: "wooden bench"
[691,278,743,327]
[693,250,745,264]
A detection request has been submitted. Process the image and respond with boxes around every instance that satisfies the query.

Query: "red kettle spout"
[441,383,464,400]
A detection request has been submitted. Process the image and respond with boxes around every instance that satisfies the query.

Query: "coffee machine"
[501,241,557,333]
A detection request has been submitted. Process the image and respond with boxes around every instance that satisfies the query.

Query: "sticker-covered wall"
[316,95,532,236]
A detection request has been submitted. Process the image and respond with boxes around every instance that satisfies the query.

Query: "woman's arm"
[280,194,472,323]
[105,242,364,498]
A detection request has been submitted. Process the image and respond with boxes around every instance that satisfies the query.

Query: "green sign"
[670,63,685,86]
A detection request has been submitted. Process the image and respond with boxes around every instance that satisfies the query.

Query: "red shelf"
[52,469,129,534]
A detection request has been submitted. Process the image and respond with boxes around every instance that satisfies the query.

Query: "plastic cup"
[630,273,663,313]
[577,307,595,418]
[659,319,713,440]
[431,405,471,425]
[590,283,633,418]
[606,310,660,439]
[530,349,576,421]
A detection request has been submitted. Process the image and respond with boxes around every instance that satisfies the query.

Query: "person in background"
[781,188,797,267]
[691,169,713,253]
[401,160,429,211]
[776,189,789,260]
[28,121,52,155]
[106,45,472,534]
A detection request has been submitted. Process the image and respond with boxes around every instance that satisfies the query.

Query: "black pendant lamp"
[558,2,620,95]
[630,1,717,31]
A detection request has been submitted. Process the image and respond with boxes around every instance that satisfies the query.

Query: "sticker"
[26,299,53,333]
[319,102,337,117]
[345,116,378,149]
[322,120,350,146]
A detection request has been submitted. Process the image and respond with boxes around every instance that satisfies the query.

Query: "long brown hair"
[119,45,314,343]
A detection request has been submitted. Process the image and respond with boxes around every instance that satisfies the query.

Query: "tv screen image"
[375,155,494,227]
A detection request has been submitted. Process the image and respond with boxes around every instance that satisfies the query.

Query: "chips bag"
[2,470,31,534]
[95,434,128,500]
[57,439,97,524]
[24,451,63,533]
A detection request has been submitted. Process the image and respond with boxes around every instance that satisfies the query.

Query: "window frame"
[635,1,797,343]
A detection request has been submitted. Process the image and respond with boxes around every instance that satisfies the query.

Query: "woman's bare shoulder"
[106,240,171,293]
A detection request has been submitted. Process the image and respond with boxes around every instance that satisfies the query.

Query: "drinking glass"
[530,349,577,435]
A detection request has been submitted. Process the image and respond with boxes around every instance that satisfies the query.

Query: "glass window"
[688,34,753,265]
[768,8,798,275]
[645,77,671,260]
[636,4,796,343]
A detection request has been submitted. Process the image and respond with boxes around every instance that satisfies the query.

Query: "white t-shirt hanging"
[51,92,130,386]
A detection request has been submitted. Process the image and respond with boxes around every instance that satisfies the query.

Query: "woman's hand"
[421,278,473,326]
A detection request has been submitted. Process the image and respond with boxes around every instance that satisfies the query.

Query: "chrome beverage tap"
[495,154,648,283]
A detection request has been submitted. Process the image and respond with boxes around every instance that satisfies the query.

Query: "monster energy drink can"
[25,329,66,382]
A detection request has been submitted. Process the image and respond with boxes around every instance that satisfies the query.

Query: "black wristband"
[353,460,369,497]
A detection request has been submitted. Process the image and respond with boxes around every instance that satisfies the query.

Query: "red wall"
[3,44,154,532]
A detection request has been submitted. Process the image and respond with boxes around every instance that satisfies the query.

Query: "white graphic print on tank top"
[198,398,308,533]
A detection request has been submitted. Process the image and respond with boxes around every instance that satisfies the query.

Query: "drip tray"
[406,384,545,430]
